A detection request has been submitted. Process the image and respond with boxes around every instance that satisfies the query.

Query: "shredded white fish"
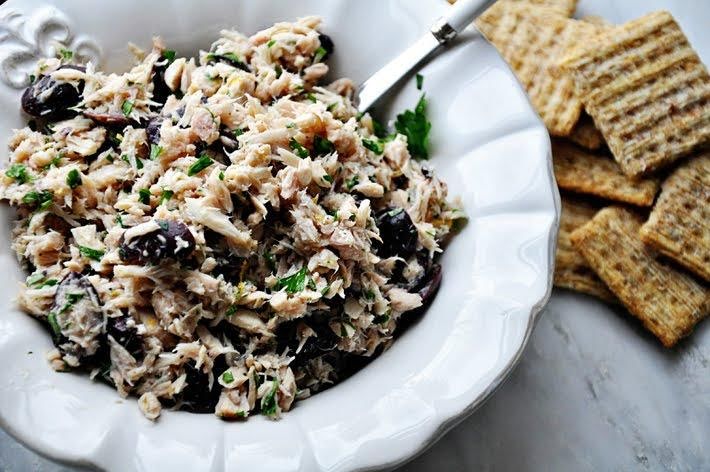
[0,17,464,420]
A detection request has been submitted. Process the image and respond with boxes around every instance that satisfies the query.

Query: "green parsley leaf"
[45,154,63,169]
[394,94,431,160]
[313,46,327,63]
[29,74,36,84]
[322,174,333,183]
[5,164,31,184]
[160,189,174,205]
[59,48,73,61]
[47,312,61,338]
[346,176,359,190]
[372,118,388,139]
[66,169,82,189]
[149,144,163,160]
[289,138,309,159]
[162,49,176,62]
[22,190,53,210]
[313,135,334,156]
[363,289,375,301]
[320,284,331,296]
[267,39,276,48]
[275,267,308,294]
[362,137,384,155]
[225,305,237,317]
[221,371,235,383]
[138,188,151,205]
[187,153,214,176]
[115,213,125,228]
[260,379,280,417]
[275,64,283,79]
[305,93,317,103]
[78,245,104,261]
[327,102,338,112]
[26,272,58,288]
[416,73,424,90]
[218,171,225,181]
[121,100,134,117]
[373,313,390,324]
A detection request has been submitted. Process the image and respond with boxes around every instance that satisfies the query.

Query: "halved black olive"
[48,272,104,363]
[151,67,172,105]
[119,220,196,265]
[179,355,227,413]
[416,263,442,305]
[318,34,334,59]
[82,110,130,127]
[374,207,418,258]
[22,66,85,119]
[276,316,339,367]
[106,314,143,359]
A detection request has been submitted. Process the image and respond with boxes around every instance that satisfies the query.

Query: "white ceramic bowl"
[0,0,559,470]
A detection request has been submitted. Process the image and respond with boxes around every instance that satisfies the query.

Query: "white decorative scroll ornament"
[0,6,101,88]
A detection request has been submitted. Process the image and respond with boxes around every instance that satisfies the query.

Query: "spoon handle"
[433,0,497,42]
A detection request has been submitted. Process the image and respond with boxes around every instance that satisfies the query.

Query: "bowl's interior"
[0,1,557,471]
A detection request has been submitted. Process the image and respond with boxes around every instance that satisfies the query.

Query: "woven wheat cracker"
[554,197,616,302]
[476,3,599,135]
[640,153,710,281]
[561,11,710,177]
[570,207,709,347]
[553,139,660,206]
[568,113,605,150]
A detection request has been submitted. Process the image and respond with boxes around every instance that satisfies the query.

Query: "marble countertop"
[2,292,708,471]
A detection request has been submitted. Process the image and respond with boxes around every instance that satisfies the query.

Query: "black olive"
[276,317,339,367]
[151,67,172,105]
[179,356,226,413]
[48,272,104,363]
[318,34,334,59]
[416,263,442,305]
[206,53,251,73]
[374,207,418,258]
[21,66,85,119]
[119,220,196,265]
[106,314,143,359]
[145,116,163,145]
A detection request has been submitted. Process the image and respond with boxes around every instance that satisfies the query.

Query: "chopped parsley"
[267,39,276,48]
[187,153,214,176]
[5,164,31,184]
[313,135,334,156]
[161,49,176,62]
[416,73,424,90]
[362,137,384,155]
[115,213,125,228]
[121,100,134,117]
[26,273,58,288]
[45,154,63,169]
[363,289,375,301]
[59,48,73,61]
[322,174,333,183]
[218,171,225,181]
[138,188,151,205]
[260,379,280,417]
[327,102,338,112]
[346,176,359,190]
[160,189,174,205]
[47,312,61,338]
[149,144,163,160]
[78,245,104,261]
[313,46,327,63]
[221,371,235,383]
[305,93,317,103]
[22,190,53,210]
[275,267,308,294]
[394,94,431,160]
[373,313,390,324]
[274,64,283,79]
[289,138,309,159]
[66,169,82,189]
[206,52,247,70]
[225,305,237,317]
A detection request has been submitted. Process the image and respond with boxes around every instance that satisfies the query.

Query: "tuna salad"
[0,17,464,420]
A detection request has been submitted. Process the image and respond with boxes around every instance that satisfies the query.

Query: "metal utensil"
[356,0,496,112]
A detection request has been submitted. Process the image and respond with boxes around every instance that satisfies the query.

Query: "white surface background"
[1,0,708,470]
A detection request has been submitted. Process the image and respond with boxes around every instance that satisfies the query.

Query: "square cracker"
[560,11,710,178]
[453,0,578,16]
[570,207,709,347]
[568,113,605,150]
[476,3,601,136]
[555,197,616,302]
[552,139,660,206]
[640,153,710,281]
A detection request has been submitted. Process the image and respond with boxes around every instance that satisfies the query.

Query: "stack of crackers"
[471,0,710,347]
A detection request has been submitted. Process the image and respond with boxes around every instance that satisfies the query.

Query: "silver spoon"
[357,0,497,112]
